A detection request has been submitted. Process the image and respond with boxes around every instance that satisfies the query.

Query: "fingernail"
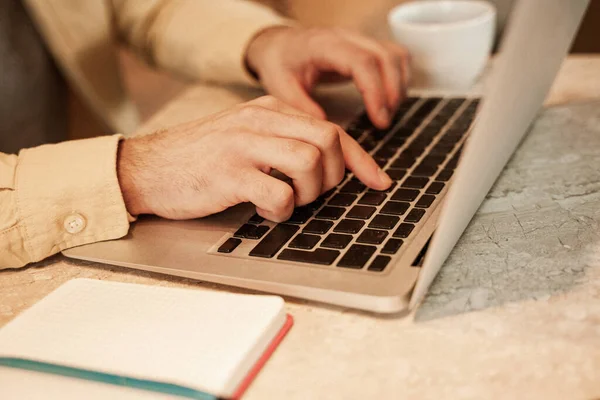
[377,167,393,186]
[379,107,390,125]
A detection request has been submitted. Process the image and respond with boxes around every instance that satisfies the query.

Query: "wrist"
[245,25,293,79]
[117,138,150,216]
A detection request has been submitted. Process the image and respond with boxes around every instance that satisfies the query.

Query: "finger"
[339,131,392,191]
[241,170,295,222]
[232,104,345,191]
[250,135,324,206]
[381,41,412,98]
[343,33,404,113]
[260,73,327,120]
[310,39,390,129]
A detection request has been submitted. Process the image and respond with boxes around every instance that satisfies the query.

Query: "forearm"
[110,0,293,85]
[0,136,132,269]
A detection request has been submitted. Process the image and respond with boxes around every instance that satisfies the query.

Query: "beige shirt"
[0,0,288,269]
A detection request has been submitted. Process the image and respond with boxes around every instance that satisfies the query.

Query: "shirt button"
[64,214,86,234]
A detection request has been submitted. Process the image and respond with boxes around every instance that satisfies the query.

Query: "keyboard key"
[307,198,325,211]
[234,224,256,238]
[392,188,420,202]
[247,225,270,239]
[445,98,467,110]
[248,214,264,224]
[402,146,425,158]
[446,155,460,169]
[374,147,396,159]
[386,168,407,181]
[340,180,366,194]
[438,135,460,145]
[348,112,370,130]
[316,206,346,220]
[368,255,391,272]
[357,229,388,245]
[249,224,299,258]
[334,219,365,234]
[321,233,353,249]
[360,136,378,151]
[415,194,436,208]
[384,136,406,149]
[380,201,410,216]
[393,223,415,238]
[286,207,314,224]
[412,165,438,177]
[426,182,445,195]
[358,192,387,206]
[430,143,455,156]
[322,188,336,199]
[421,155,446,166]
[409,138,431,150]
[303,220,334,234]
[218,238,242,253]
[338,244,377,269]
[391,156,416,169]
[402,176,429,189]
[347,205,376,220]
[368,181,397,193]
[278,248,340,266]
[436,169,454,182]
[346,127,363,139]
[369,215,399,230]
[371,129,389,140]
[381,239,403,254]
[328,193,357,207]
[405,208,426,223]
[233,224,269,239]
[413,97,442,118]
[289,234,321,250]
[374,157,388,168]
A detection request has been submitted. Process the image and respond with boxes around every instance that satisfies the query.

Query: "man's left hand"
[245,26,411,129]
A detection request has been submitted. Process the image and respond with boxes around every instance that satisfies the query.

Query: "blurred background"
[70,0,600,139]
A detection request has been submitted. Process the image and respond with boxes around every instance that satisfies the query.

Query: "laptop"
[64,0,589,313]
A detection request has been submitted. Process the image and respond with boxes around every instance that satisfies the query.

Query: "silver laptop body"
[64,0,589,313]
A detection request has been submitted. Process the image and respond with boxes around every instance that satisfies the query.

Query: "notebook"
[0,279,292,399]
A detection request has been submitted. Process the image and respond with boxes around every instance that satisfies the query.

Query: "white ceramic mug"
[388,0,496,89]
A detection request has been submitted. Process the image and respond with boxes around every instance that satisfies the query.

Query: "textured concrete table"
[2,55,600,399]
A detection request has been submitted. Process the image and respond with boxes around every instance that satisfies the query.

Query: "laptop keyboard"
[216,96,479,272]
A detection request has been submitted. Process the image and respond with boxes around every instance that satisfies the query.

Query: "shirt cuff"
[153,0,295,87]
[16,134,131,262]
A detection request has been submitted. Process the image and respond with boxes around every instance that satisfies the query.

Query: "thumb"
[263,73,327,120]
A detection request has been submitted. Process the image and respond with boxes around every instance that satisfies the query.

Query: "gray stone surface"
[418,101,600,320]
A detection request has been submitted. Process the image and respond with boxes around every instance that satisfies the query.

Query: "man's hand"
[245,27,410,129]
[117,96,392,222]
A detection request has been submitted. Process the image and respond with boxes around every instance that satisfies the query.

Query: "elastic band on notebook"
[0,357,219,400]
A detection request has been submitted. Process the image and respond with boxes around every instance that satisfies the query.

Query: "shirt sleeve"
[110,0,294,86]
[0,135,132,269]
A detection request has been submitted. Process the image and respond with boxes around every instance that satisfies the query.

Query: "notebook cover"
[231,314,293,399]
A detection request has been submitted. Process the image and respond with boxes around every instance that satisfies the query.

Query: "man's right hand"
[117,96,392,222]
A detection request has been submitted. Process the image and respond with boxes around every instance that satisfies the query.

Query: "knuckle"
[297,146,321,171]
[358,52,378,70]
[250,176,271,202]
[272,184,294,210]
[259,95,279,108]
[320,125,340,149]
[238,104,263,118]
